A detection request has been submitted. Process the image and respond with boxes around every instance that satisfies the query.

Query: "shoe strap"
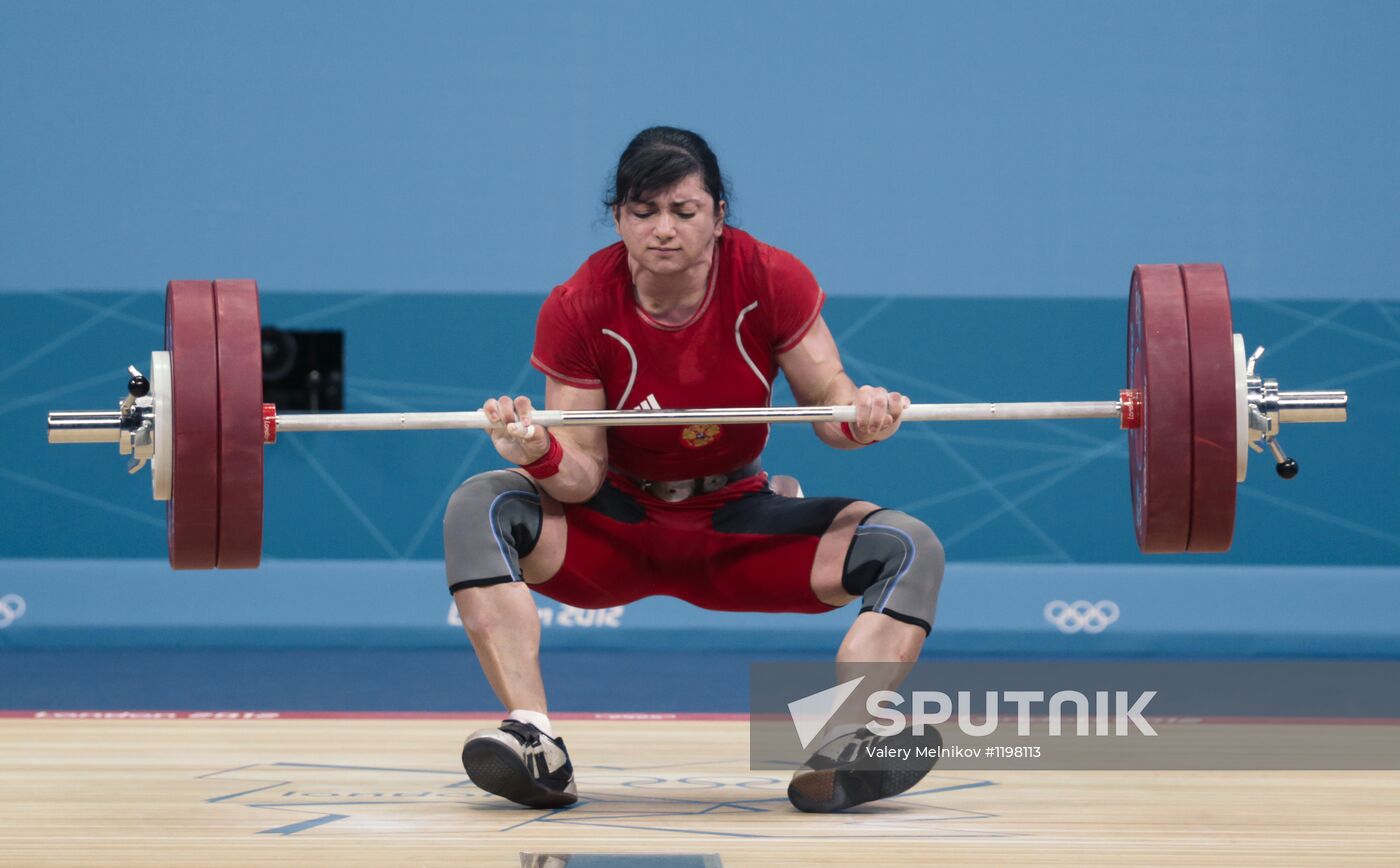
[500,718,543,747]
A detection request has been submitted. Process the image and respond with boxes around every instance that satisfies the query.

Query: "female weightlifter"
[444,126,945,813]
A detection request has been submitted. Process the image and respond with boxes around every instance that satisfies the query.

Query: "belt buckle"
[649,479,695,502]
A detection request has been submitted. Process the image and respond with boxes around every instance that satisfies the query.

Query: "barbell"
[46,265,1348,569]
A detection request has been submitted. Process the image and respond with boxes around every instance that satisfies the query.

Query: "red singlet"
[530,228,824,480]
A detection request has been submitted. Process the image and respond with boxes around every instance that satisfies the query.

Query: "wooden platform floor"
[2,716,1398,866]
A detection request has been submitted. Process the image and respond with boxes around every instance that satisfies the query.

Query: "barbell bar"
[51,397,1349,435]
[45,266,1349,568]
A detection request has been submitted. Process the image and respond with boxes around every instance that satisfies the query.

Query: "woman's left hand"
[850,385,911,443]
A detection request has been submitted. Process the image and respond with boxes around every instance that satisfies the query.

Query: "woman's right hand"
[483,395,553,466]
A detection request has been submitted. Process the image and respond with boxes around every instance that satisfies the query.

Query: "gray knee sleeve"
[841,509,944,634]
[443,470,542,594]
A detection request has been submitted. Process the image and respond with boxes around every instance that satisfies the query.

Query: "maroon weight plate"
[1181,263,1236,552]
[1127,265,1193,553]
[213,279,265,568]
[166,280,220,569]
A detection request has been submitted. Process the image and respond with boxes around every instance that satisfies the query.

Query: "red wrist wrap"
[520,433,564,479]
[840,421,874,446]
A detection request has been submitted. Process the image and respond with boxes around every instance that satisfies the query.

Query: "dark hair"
[605,126,728,216]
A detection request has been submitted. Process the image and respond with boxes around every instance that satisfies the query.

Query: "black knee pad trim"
[839,508,900,597]
[858,605,932,636]
[499,492,542,559]
[448,575,515,594]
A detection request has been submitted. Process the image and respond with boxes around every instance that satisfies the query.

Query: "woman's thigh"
[517,476,658,609]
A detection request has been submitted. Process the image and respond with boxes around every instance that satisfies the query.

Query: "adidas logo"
[634,394,661,411]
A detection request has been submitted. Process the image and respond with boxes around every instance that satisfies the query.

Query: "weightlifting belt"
[612,459,763,503]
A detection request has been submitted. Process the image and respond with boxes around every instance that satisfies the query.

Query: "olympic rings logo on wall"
[1044,599,1119,634]
[0,594,27,630]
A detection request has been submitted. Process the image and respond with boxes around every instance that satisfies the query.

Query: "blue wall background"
[1,1,1397,659]
[1,0,1398,300]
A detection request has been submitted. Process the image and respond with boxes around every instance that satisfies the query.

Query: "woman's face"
[613,173,725,278]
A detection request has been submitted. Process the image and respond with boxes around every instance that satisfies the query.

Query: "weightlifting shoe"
[787,724,942,813]
[461,719,578,808]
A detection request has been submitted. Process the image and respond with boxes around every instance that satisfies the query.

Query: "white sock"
[507,708,554,738]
